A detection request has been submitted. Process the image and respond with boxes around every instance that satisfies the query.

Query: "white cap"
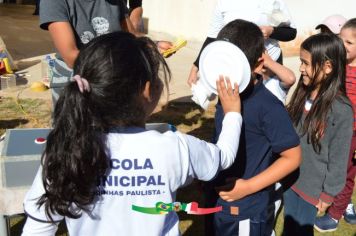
[315,14,348,34]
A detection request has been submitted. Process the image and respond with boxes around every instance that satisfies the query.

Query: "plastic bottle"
[41,55,54,81]
[47,55,55,79]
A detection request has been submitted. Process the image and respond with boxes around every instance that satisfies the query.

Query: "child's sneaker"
[343,203,356,224]
[314,214,339,232]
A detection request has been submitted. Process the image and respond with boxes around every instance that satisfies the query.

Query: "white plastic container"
[0,74,16,90]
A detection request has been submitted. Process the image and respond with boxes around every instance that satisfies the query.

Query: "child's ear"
[323,60,333,75]
[253,57,264,74]
[142,81,152,102]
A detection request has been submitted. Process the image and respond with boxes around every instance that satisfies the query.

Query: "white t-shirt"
[22,112,242,236]
[263,76,288,103]
[207,0,295,60]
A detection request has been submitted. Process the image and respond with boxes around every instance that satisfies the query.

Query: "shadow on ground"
[0,119,29,131]
[16,60,41,71]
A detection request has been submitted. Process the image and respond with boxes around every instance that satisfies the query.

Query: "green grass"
[2,98,355,235]
[0,96,51,136]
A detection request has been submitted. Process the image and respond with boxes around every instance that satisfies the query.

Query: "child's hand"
[216,76,241,114]
[157,41,173,53]
[187,65,199,87]
[316,200,331,215]
[216,178,251,202]
[262,52,273,69]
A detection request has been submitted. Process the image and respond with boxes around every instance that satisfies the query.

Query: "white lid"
[199,41,251,94]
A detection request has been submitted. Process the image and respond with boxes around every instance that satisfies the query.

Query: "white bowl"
[199,41,251,94]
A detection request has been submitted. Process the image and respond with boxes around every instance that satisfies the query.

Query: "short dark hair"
[217,19,265,70]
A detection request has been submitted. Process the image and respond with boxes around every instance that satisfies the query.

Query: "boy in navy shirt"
[205,19,302,235]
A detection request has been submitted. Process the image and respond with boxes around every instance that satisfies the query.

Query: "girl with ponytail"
[22,31,243,236]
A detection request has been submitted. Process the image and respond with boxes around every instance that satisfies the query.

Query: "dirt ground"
[0,4,54,60]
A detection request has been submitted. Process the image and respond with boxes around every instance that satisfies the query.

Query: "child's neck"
[310,89,318,100]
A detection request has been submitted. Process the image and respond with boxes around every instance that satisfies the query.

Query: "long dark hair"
[287,33,347,153]
[38,31,170,220]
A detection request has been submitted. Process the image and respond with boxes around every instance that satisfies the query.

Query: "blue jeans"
[283,188,317,236]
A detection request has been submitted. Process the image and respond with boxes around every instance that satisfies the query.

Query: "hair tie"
[72,75,90,93]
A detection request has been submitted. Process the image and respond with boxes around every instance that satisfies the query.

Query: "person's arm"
[119,1,172,53]
[121,15,139,35]
[215,77,242,169]
[22,218,59,236]
[48,22,79,69]
[193,37,216,68]
[262,52,296,88]
[259,25,296,42]
[119,0,140,36]
[219,145,301,201]
[219,99,301,201]
[22,167,64,235]
[40,0,79,68]
[270,26,297,42]
[187,37,216,86]
[187,0,222,87]
[128,0,143,32]
[129,6,143,32]
[187,65,199,87]
[182,77,242,182]
[120,13,172,54]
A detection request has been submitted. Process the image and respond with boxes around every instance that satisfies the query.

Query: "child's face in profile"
[339,28,356,64]
[299,49,313,86]
[299,49,331,89]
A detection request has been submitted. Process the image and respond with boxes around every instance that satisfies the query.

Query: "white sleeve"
[180,112,242,181]
[207,0,224,38]
[216,112,242,169]
[22,167,63,235]
[264,77,287,103]
[22,218,59,236]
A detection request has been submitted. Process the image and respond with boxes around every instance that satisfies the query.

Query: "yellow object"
[162,38,187,58]
[3,58,13,74]
[30,81,49,92]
